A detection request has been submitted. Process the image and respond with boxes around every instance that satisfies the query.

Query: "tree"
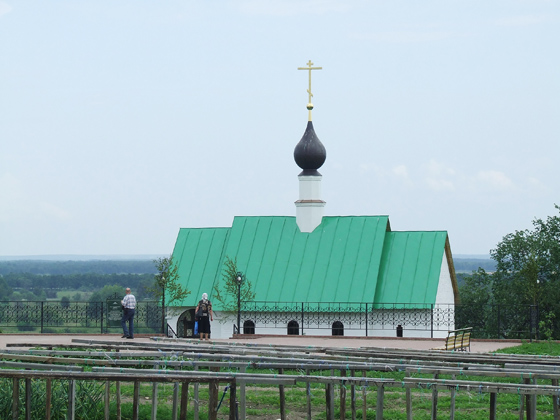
[490,205,560,338]
[213,256,255,313]
[88,285,125,303]
[457,268,494,337]
[150,256,190,333]
[0,277,13,300]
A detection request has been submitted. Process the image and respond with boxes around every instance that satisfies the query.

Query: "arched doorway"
[177,309,197,338]
[332,321,344,336]
[243,320,255,334]
[287,320,299,335]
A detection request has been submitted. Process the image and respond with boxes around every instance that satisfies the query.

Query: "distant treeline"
[453,259,495,273]
[0,260,158,276]
[0,258,493,278]
[3,272,154,291]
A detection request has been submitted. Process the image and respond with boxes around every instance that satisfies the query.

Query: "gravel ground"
[0,334,522,353]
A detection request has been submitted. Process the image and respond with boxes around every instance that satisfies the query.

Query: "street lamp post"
[236,272,244,334]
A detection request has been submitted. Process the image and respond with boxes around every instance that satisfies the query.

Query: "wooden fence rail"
[4,338,560,419]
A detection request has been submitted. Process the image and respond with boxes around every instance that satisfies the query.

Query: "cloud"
[0,1,12,18]
[475,170,514,191]
[350,30,465,44]
[39,201,71,221]
[237,0,349,16]
[0,173,70,222]
[392,164,414,186]
[423,160,455,192]
[495,14,553,27]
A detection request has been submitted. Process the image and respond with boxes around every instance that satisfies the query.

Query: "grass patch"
[494,340,560,356]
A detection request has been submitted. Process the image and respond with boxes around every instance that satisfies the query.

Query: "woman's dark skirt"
[198,316,211,334]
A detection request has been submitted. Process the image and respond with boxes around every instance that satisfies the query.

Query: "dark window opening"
[243,320,255,334]
[332,321,344,336]
[287,320,300,335]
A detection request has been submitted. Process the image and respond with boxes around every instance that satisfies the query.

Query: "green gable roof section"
[374,231,448,307]
[171,227,230,307]
[223,216,390,306]
[171,215,458,311]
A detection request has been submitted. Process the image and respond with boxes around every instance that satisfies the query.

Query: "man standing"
[121,288,136,339]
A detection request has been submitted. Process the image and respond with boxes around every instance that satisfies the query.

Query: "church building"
[168,62,459,339]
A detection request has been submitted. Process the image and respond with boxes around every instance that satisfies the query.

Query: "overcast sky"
[1,1,559,257]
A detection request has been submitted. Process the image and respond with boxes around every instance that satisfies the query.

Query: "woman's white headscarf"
[202,293,208,300]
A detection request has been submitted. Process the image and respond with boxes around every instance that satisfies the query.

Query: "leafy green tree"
[490,205,560,338]
[150,256,190,332]
[457,268,494,337]
[213,256,256,313]
[88,285,125,303]
[0,277,13,300]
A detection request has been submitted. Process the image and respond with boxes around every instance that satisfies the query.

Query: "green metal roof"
[171,216,452,309]
[374,231,447,306]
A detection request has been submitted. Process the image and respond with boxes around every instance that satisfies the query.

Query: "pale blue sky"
[1,1,559,256]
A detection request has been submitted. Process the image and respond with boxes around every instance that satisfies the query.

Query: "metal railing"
[0,300,162,334]
[239,301,542,339]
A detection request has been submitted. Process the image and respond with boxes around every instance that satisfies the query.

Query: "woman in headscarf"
[195,292,213,340]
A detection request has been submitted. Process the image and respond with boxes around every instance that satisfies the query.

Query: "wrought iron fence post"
[101,301,104,334]
[536,303,540,341]
[430,304,434,338]
[40,301,44,334]
[301,302,304,335]
[497,304,501,339]
[365,303,368,337]
[529,305,533,342]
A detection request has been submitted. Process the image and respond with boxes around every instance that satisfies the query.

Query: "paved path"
[0,334,521,353]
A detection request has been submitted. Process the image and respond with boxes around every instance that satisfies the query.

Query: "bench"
[433,327,472,352]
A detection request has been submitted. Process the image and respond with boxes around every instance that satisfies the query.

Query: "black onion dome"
[293,121,326,176]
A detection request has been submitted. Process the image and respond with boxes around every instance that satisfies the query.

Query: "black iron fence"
[0,299,545,339]
[240,301,542,339]
[0,300,162,334]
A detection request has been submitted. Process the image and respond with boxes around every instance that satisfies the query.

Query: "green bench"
[434,327,472,352]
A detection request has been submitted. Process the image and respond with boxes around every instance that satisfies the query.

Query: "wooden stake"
[279,367,286,420]
[376,384,384,420]
[179,381,189,420]
[340,369,347,420]
[151,381,159,419]
[450,375,456,420]
[116,381,121,420]
[350,370,357,420]
[171,367,179,420]
[326,383,334,420]
[68,379,76,420]
[490,392,497,420]
[307,369,312,420]
[46,379,52,420]
[209,378,219,420]
[132,381,140,420]
[25,378,31,420]
[240,365,247,420]
[519,388,525,420]
[192,365,198,420]
[431,374,439,420]
[104,381,110,420]
[552,379,559,420]
[12,378,19,420]
[229,381,237,420]
[362,370,367,420]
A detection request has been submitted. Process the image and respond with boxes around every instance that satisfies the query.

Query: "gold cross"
[298,60,322,106]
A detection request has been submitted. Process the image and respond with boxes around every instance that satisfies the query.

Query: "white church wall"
[168,307,453,339]
[435,253,454,305]
[434,251,456,332]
